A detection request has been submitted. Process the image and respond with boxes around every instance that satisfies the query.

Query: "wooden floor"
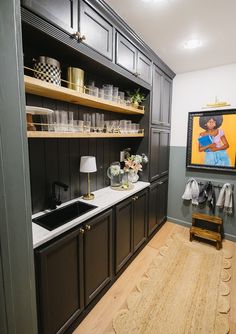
[73,222,236,334]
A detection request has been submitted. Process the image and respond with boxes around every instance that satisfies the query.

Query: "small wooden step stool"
[190,213,223,250]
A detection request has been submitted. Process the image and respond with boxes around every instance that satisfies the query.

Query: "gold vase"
[67,67,84,93]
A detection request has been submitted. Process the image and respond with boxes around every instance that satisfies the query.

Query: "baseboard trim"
[167,216,236,242]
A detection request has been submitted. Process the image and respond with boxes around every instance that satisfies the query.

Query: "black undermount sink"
[33,201,97,231]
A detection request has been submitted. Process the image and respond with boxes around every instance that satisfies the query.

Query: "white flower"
[110,165,121,176]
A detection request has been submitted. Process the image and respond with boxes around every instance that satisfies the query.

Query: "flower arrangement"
[124,153,148,173]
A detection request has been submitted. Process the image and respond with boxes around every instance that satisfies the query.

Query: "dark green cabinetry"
[148,177,168,236]
[150,128,170,181]
[116,32,152,84]
[35,209,112,334]
[22,0,78,35]
[79,1,113,60]
[115,189,148,273]
[83,210,113,306]
[35,229,83,334]
[152,64,172,127]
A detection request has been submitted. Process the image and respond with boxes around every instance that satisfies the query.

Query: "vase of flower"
[128,169,139,183]
[124,153,148,183]
[107,162,123,187]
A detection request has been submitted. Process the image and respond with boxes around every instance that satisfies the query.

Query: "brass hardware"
[158,181,163,185]
[79,35,86,42]
[85,225,91,231]
[135,196,139,200]
[132,197,136,201]
[72,32,86,42]
[79,228,85,234]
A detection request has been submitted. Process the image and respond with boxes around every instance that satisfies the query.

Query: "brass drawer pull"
[85,225,91,231]
[79,228,85,234]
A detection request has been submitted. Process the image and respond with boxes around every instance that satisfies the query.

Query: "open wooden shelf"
[27,131,144,139]
[24,76,144,115]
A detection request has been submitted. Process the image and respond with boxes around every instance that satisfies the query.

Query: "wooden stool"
[190,213,223,250]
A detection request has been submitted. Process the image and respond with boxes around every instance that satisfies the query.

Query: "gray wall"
[168,146,236,241]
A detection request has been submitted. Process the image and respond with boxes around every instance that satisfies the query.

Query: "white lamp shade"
[80,156,97,173]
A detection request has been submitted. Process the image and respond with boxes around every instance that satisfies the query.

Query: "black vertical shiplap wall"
[27,94,142,213]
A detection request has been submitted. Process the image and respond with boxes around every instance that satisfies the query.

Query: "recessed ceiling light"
[184,39,202,49]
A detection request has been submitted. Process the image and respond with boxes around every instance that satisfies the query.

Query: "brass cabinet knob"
[79,35,86,42]
[85,224,91,231]
[72,32,86,42]
[79,228,85,234]
[132,196,139,201]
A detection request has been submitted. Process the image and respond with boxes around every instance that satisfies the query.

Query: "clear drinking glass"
[103,84,113,101]
[48,113,55,132]
[61,111,68,132]
[68,112,74,132]
[99,88,105,99]
[113,87,119,103]
[83,121,91,133]
[77,120,84,133]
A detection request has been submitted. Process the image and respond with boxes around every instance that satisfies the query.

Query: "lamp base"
[82,193,95,200]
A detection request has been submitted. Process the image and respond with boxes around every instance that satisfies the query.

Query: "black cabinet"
[150,127,170,182]
[35,209,112,334]
[115,189,147,273]
[148,177,168,236]
[137,51,152,84]
[116,32,151,84]
[22,0,78,35]
[133,190,148,252]
[151,65,172,126]
[83,210,113,306]
[115,197,133,273]
[79,1,113,60]
[35,229,83,334]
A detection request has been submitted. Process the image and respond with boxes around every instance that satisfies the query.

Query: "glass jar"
[107,162,122,187]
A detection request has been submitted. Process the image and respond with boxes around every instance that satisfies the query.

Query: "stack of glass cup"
[40,111,142,134]
[85,81,130,106]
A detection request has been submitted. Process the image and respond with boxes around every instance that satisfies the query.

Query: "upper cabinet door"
[151,65,172,127]
[137,51,152,84]
[79,1,113,60]
[151,65,162,125]
[22,0,78,34]
[116,33,137,74]
[162,75,172,126]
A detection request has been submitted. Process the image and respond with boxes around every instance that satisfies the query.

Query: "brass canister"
[67,67,84,93]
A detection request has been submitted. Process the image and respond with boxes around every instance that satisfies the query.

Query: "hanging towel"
[216,183,233,215]
[198,181,216,212]
[182,178,199,205]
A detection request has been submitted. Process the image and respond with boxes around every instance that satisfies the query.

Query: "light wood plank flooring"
[73,222,236,334]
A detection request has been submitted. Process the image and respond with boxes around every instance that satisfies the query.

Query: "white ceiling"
[104,0,236,74]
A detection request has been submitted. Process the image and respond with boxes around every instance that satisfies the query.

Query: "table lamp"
[80,156,97,200]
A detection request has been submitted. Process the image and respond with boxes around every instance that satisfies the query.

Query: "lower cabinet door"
[148,178,168,236]
[83,209,113,306]
[35,230,84,334]
[115,197,133,273]
[133,190,147,252]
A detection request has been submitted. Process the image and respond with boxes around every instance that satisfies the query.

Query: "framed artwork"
[186,109,236,172]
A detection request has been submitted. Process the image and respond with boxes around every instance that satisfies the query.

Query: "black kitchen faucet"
[49,181,69,210]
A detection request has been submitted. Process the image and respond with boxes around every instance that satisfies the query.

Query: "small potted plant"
[126,88,145,108]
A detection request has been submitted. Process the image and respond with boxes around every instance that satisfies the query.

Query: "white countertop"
[32,181,150,248]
